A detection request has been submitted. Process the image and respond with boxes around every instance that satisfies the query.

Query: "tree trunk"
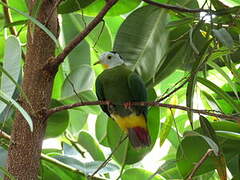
[6,0,59,179]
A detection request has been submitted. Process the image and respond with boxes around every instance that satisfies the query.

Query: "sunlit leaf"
[197,77,240,113]
[78,131,105,161]
[114,5,169,83]
[0,91,33,131]
[177,134,219,178]
[0,36,21,114]
[122,168,163,180]
[82,0,140,17]
[45,100,69,138]
[58,0,96,14]
[160,96,178,146]
[213,28,234,48]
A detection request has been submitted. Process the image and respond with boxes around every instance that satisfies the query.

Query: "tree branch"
[45,0,118,69]
[142,0,212,13]
[46,100,240,122]
[187,149,214,180]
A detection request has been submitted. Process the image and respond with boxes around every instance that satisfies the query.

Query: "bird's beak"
[93,61,101,65]
[94,60,109,69]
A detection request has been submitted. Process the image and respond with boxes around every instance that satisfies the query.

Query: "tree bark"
[6,0,59,179]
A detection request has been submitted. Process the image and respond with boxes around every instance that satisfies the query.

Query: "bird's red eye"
[107,55,112,60]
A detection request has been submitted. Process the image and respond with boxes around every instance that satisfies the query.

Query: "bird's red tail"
[128,127,151,148]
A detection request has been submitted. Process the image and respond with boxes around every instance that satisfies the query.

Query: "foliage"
[1,0,240,179]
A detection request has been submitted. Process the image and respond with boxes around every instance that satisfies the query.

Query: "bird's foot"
[124,102,132,109]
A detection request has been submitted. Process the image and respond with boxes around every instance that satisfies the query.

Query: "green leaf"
[45,100,69,138]
[208,61,239,100]
[160,96,178,146]
[60,14,91,69]
[215,131,240,141]
[0,91,33,131]
[186,75,196,129]
[146,41,187,87]
[58,0,96,14]
[95,112,109,146]
[0,1,59,46]
[67,110,88,137]
[78,131,105,161]
[199,116,227,180]
[122,168,163,180]
[61,65,95,99]
[197,77,240,113]
[41,156,85,179]
[114,5,169,82]
[68,14,112,54]
[157,160,182,179]
[0,167,16,180]
[200,116,219,146]
[52,65,65,99]
[213,28,234,48]
[176,134,219,178]
[107,119,129,165]
[2,20,27,30]
[105,16,124,40]
[54,155,118,175]
[82,0,140,17]
[0,36,21,114]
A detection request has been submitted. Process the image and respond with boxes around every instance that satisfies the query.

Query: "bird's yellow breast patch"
[111,113,147,132]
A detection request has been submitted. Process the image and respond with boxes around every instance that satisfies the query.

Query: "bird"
[94,51,150,148]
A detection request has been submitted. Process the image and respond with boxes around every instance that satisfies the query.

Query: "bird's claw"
[124,102,132,109]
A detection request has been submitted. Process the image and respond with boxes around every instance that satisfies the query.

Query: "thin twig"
[1,0,17,35]
[47,100,240,122]
[0,130,11,140]
[90,135,128,178]
[142,0,212,13]
[187,149,214,180]
[46,0,118,69]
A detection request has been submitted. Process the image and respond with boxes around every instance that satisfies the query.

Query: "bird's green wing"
[95,77,110,116]
[128,72,148,116]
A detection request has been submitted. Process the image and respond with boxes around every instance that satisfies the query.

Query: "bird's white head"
[94,51,124,69]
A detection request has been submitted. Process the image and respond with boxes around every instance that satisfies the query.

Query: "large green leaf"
[61,65,94,99]
[61,65,101,114]
[0,1,59,46]
[68,14,112,54]
[54,155,118,175]
[82,0,140,17]
[197,77,240,113]
[58,0,96,14]
[95,112,109,146]
[41,156,86,179]
[114,5,169,82]
[122,168,163,180]
[0,90,33,131]
[45,100,69,138]
[199,116,227,180]
[176,134,219,178]
[208,61,239,100]
[78,131,105,161]
[213,28,234,48]
[157,160,182,179]
[160,96,178,146]
[67,110,88,137]
[60,14,91,70]
[0,36,21,114]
